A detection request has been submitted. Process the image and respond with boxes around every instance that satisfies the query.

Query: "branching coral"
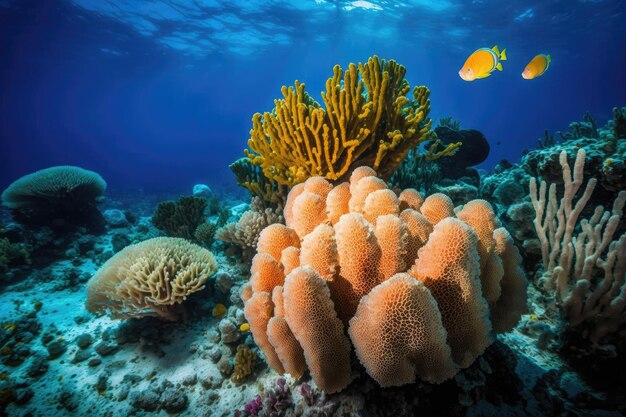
[152,196,207,240]
[244,55,460,187]
[86,237,217,321]
[530,148,626,342]
[243,167,527,392]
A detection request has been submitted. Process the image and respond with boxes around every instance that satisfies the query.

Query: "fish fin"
[491,45,500,55]
[477,72,492,79]
[546,54,551,65]
[500,48,507,60]
[495,62,503,71]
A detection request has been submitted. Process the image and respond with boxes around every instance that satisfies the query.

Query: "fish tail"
[546,54,551,65]
[500,48,507,61]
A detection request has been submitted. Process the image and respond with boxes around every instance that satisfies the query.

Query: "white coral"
[530,149,626,341]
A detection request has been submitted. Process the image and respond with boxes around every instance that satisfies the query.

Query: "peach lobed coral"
[243,168,527,392]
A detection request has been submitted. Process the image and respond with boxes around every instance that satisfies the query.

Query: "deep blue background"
[1,0,625,194]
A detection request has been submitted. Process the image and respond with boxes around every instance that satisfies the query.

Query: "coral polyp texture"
[243,167,527,392]
[243,55,460,187]
[86,237,217,321]
[1,165,106,209]
[530,148,626,342]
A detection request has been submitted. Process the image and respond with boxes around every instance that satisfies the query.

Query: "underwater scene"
[1,0,626,416]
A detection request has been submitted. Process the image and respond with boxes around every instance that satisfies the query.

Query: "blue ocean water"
[2,2,626,416]
[1,0,625,192]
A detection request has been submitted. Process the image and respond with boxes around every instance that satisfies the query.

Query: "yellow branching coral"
[244,56,458,187]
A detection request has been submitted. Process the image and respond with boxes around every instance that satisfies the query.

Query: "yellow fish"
[212,303,227,317]
[522,54,551,79]
[239,323,250,332]
[459,45,507,81]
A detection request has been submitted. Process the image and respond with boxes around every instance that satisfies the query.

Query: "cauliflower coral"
[243,166,527,393]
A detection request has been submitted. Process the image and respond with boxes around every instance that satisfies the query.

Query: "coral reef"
[1,166,107,232]
[530,149,626,343]
[243,167,527,393]
[216,197,283,260]
[230,157,288,206]
[85,237,217,321]
[243,55,460,187]
[522,111,626,194]
[390,125,488,192]
[5,109,626,417]
[388,149,442,193]
[538,129,558,149]
[194,221,218,248]
[480,109,626,272]
[612,106,626,139]
[238,377,291,417]
[151,196,207,240]
[0,237,30,272]
[564,111,599,140]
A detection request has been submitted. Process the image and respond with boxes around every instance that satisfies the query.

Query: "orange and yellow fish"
[459,45,507,81]
[522,54,551,79]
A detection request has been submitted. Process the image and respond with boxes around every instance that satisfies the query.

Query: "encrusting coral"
[530,148,626,342]
[242,166,527,393]
[85,237,217,321]
[243,56,460,187]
